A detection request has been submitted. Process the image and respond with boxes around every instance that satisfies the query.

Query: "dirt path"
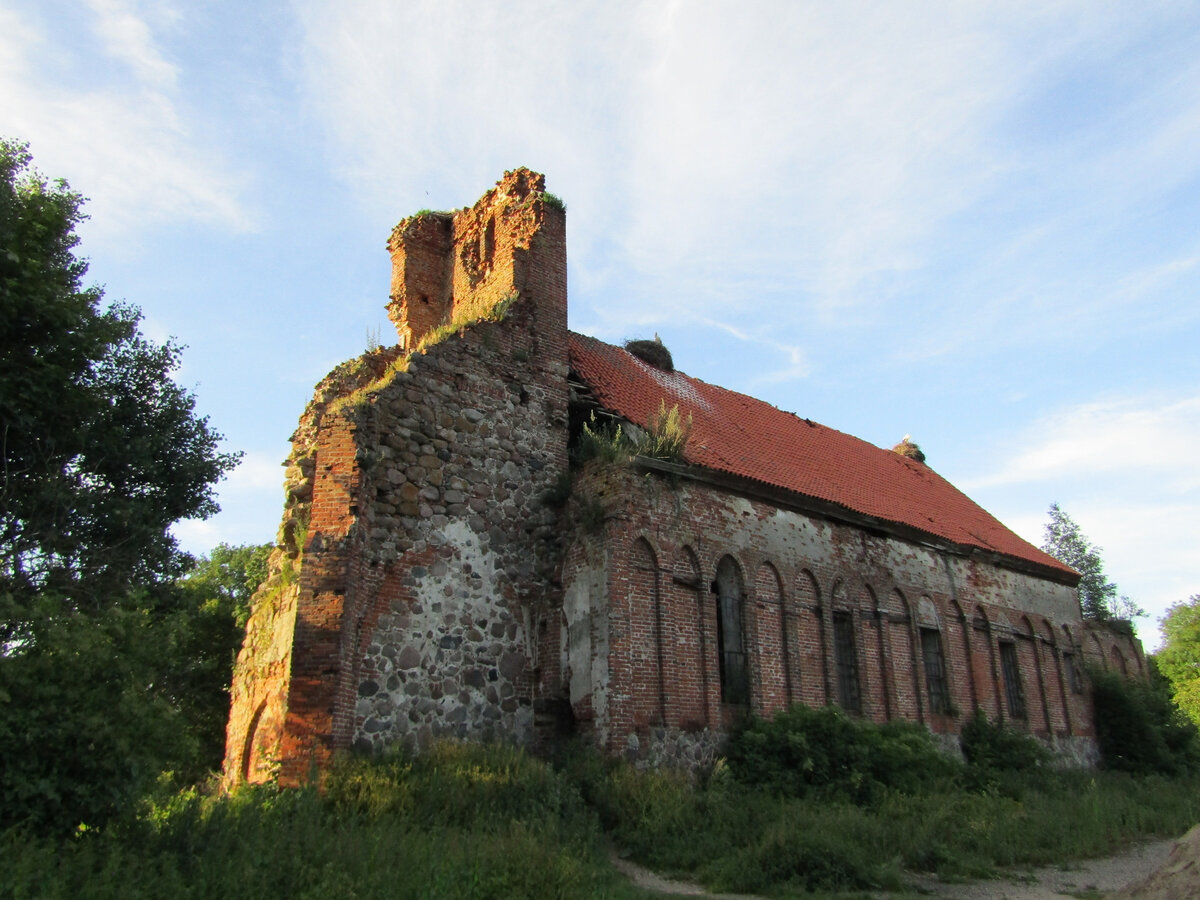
[906,837,1175,899]
[612,836,1179,899]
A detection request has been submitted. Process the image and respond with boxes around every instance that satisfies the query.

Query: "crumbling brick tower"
[224,170,570,786]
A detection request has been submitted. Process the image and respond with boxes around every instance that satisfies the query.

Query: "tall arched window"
[830,581,861,714]
[714,556,749,705]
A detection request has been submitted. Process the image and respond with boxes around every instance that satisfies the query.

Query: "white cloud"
[83,0,178,89]
[225,451,286,493]
[0,2,253,244]
[964,392,1200,491]
[291,1,1200,347]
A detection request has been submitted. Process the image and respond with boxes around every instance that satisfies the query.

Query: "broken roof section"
[568,331,1076,581]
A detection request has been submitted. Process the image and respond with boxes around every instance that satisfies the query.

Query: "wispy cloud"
[83,0,179,89]
[963,392,1200,491]
[293,1,1200,355]
[698,318,810,385]
[0,1,253,244]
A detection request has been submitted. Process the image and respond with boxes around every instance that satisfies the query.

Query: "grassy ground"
[3,734,1197,898]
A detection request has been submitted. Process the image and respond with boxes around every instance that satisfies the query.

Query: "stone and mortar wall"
[561,461,1101,767]
[224,348,405,788]
[225,171,570,786]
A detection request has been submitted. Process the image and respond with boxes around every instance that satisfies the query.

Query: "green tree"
[1157,594,1200,727]
[0,139,241,833]
[167,543,272,767]
[1041,503,1141,621]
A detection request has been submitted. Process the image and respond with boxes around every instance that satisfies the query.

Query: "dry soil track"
[612,828,1197,899]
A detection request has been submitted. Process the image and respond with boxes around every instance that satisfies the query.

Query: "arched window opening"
[916,596,949,715]
[714,556,749,706]
[999,641,1027,720]
[920,627,950,714]
[1110,645,1129,675]
[1061,625,1084,694]
[832,609,861,714]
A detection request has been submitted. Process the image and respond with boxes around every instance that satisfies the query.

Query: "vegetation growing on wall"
[328,291,521,417]
[415,290,519,354]
[572,402,691,468]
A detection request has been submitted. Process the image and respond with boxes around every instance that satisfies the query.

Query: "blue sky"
[3,1,1198,648]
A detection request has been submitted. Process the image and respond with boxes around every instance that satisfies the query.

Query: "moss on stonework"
[328,356,412,416]
[330,291,520,416]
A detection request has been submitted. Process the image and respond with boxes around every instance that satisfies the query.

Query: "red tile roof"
[568,332,1075,579]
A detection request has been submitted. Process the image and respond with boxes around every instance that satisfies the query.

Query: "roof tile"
[568,332,1074,577]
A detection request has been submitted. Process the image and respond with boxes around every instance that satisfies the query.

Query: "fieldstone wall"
[225,170,570,786]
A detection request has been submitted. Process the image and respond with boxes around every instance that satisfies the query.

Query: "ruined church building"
[224,170,1143,786]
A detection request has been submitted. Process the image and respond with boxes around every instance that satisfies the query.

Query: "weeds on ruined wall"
[640,400,692,462]
[575,495,607,534]
[540,470,573,507]
[572,403,691,469]
[327,356,412,416]
[573,412,632,465]
[328,291,522,417]
[541,191,566,212]
[365,325,382,353]
[416,289,520,354]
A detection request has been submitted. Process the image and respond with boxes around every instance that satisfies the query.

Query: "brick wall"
[561,461,1104,766]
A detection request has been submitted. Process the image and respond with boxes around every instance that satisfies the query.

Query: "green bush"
[960,709,1051,771]
[1091,666,1200,775]
[724,704,960,803]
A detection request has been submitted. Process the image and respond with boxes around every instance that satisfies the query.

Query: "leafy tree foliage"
[1040,503,1141,620]
[1090,662,1199,775]
[1156,594,1200,727]
[0,139,242,833]
[168,543,271,767]
[1,141,238,613]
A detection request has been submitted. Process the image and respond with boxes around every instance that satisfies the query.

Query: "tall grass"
[5,729,1199,898]
[557,707,1200,895]
[1,743,648,900]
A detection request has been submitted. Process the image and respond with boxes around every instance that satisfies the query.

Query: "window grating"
[999,641,1026,719]
[1063,651,1083,694]
[921,628,950,715]
[833,611,861,714]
